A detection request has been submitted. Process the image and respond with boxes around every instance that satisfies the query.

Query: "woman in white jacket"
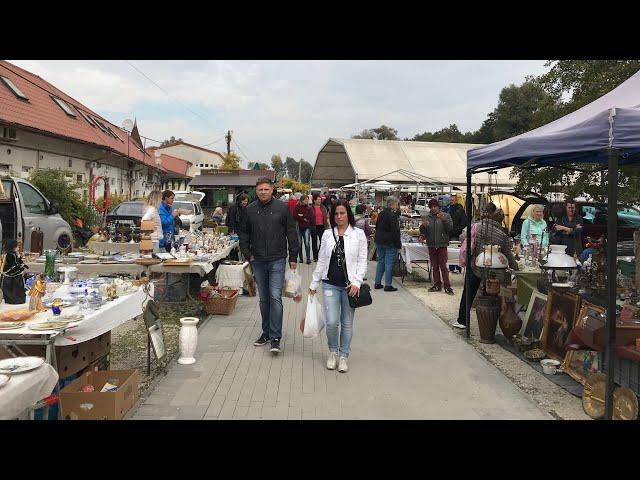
[141,191,164,242]
[309,199,368,373]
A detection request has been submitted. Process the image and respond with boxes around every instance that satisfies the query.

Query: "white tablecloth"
[89,242,141,254]
[0,363,59,420]
[27,262,144,278]
[216,262,250,289]
[0,284,153,346]
[401,243,460,273]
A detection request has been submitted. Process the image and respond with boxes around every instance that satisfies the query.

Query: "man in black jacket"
[240,177,299,354]
[447,194,467,274]
[374,196,401,292]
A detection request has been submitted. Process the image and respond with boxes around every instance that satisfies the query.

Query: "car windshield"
[173,201,194,214]
[579,204,640,227]
[112,203,144,216]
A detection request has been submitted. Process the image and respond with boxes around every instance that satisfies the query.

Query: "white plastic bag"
[302,294,325,338]
[283,268,302,299]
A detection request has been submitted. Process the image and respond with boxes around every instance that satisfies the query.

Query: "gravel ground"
[402,269,590,420]
[110,301,205,394]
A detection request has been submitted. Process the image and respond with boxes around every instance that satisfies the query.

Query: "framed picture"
[520,290,547,340]
[562,301,605,384]
[541,290,581,361]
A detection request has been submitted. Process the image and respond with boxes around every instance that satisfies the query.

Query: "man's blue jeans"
[375,244,397,287]
[251,258,286,340]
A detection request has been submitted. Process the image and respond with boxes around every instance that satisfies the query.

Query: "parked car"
[172,191,205,231]
[506,191,640,253]
[104,201,145,239]
[0,176,73,253]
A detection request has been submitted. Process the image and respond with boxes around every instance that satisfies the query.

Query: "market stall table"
[26,262,144,278]
[88,242,142,255]
[0,362,59,420]
[400,243,460,282]
[215,262,250,289]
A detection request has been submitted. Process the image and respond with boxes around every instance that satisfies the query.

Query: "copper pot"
[499,299,522,339]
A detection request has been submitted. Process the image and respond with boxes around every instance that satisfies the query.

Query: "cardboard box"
[82,354,110,374]
[0,343,90,376]
[87,332,111,362]
[60,370,139,420]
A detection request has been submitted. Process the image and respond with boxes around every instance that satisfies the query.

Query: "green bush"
[29,169,95,228]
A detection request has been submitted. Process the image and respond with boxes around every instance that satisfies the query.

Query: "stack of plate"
[0,357,45,374]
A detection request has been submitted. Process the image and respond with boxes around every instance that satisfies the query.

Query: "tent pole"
[465,170,473,339]
[604,147,619,420]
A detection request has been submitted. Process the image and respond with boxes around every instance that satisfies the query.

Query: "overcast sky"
[10,60,548,167]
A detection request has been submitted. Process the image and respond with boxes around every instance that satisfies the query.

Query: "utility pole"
[225,130,232,155]
[298,159,302,182]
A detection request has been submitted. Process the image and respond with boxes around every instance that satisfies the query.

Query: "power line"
[200,135,226,147]
[232,137,252,165]
[124,61,225,138]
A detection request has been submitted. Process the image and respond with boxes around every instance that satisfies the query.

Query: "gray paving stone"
[132,263,549,421]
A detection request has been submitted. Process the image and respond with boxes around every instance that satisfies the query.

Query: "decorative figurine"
[52,298,62,315]
[28,274,47,312]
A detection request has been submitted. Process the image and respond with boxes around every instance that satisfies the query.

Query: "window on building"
[96,162,102,169]
[68,158,73,168]
[51,96,77,117]
[77,108,97,128]
[0,76,29,101]
[77,174,83,183]
[17,182,47,215]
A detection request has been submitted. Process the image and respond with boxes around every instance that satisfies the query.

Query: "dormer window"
[51,96,76,117]
[0,76,29,101]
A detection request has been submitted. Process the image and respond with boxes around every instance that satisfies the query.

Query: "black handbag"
[332,229,373,308]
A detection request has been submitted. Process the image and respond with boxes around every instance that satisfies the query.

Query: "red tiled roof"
[146,148,192,178]
[0,60,160,172]
[156,140,225,159]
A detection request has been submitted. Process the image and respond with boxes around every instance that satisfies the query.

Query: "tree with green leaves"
[271,154,284,181]
[352,125,399,140]
[411,124,475,143]
[220,152,241,170]
[512,61,640,204]
[285,156,298,179]
[160,136,183,147]
[248,162,270,170]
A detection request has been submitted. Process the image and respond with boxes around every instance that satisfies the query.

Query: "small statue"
[28,274,47,312]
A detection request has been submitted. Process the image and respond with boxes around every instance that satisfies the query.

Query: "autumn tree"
[220,152,241,170]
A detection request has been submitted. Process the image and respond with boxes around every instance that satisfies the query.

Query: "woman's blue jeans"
[322,282,355,358]
[375,244,397,287]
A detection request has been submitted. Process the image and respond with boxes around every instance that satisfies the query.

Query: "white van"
[172,190,205,231]
[0,176,73,253]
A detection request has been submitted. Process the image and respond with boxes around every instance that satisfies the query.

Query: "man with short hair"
[422,198,454,294]
[159,190,180,248]
[447,194,467,274]
[240,177,299,354]
[374,196,401,292]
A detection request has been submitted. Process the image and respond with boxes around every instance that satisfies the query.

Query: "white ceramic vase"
[474,245,508,269]
[178,317,199,365]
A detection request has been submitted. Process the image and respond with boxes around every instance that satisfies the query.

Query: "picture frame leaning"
[520,290,547,340]
[541,290,581,361]
[561,301,605,385]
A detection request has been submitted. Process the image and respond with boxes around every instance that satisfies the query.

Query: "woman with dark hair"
[551,198,583,257]
[294,195,315,264]
[311,193,329,261]
[1,239,28,304]
[309,199,368,373]
[226,193,251,235]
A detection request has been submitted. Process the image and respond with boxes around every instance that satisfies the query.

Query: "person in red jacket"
[295,195,315,264]
[288,192,300,218]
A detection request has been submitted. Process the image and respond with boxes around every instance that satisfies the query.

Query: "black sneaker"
[253,334,270,346]
[270,338,281,354]
[428,285,442,292]
[384,286,398,292]
[306,260,312,265]
[444,287,455,295]
[374,284,383,290]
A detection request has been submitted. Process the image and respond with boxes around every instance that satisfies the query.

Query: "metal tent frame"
[464,109,628,420]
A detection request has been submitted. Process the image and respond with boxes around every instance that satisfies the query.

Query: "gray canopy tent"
[464,70,640,420]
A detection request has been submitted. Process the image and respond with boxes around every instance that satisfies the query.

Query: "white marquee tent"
[311,138,516,189]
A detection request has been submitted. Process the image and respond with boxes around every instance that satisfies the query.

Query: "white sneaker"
[452,323,466,330]
[326,352,338,370]
[338,356,349,373]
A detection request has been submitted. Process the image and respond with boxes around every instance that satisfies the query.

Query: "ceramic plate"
[28,321,68,331]
[61,314,85,323]
[79,260,99,264]
[0,322,26,330]
[0,374,9,387]
[0,356,45,374]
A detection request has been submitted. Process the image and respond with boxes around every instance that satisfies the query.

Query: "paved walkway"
[131,263,550,420]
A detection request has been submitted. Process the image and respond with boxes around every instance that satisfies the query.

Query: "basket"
[202,288,239,315]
